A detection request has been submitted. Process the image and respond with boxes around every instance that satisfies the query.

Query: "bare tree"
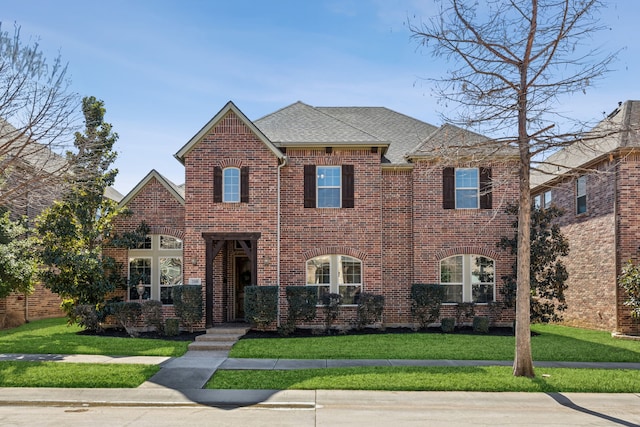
[410,0,615,377]
[0,22,79,216]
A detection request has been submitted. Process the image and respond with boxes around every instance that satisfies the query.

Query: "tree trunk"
[514,159,535,377]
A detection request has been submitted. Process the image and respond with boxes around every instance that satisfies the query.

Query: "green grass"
[0,361,159,388]
[230,324,640,362]
[207,366,640,393]
[0,318,188,357]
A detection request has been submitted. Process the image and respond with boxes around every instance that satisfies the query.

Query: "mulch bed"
[242,326,517,339]
[77,328,203,341]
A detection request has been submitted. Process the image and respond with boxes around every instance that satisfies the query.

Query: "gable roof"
[255,102,437,164]
[531,100,640,189]
[174,101,284,164]
[407,123,517,161]
[119,169,185,207]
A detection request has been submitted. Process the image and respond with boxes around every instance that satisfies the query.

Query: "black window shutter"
[241,166,249,203]
[304,165,316,208]
[443,167,455,209]
[342,164,354,208]
[213,166,222,203]
[479,167,492,209]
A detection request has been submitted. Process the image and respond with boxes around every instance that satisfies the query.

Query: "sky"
[2,0,638,195]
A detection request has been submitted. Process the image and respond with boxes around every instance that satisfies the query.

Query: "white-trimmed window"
[306,255,362,304]
[317,166,341,208]
[223,167,240,203]
[129,235,183,304]
[455,168,479,209]
[576,175,587,214]
[544,190,553,209]
[440,255,495,303]
[534,190,553,209]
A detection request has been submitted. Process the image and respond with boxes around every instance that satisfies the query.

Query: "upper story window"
[304,164,354,209]
[306,254,362,304]
[440,254,495,304]
[533,190,553,210]
[213,166,249,203]
[317,166,341,208]
[129,234,183,304]
[455,168,479,209]
[576,175,587,214]
[223,167,240,203]
[443,167,492,210]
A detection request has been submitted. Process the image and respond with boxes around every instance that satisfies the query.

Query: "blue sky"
[2,0,638,194]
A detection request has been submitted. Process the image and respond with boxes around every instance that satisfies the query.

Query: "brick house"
[111,101,519,329]
[531,100,640,335]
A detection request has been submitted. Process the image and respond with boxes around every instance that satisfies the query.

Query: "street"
[0,391,639,426]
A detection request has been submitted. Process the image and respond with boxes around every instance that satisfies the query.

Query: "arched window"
[440,255,494,303]
[223,167,240,203]
[129,235,183,304]
[306,255,362,304]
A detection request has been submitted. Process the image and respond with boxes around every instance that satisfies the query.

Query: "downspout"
[276,155,288,328]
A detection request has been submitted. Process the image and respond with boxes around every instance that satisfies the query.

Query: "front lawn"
[230,324,640,362]
[0,318,188,357]
[0,361,159,388]
[208,366,640,393]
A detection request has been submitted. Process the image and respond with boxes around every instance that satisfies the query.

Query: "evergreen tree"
[0,210,37,297]
[498,204,569,323]
[36,97,122,311]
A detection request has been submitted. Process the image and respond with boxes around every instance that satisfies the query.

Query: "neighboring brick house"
[114,101,519,329]
[531,100,640,335]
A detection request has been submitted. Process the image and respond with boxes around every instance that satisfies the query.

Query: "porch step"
[188,324,250,352]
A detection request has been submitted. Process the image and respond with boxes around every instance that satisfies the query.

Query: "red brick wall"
[279,148,384,325]
[545,158,618,331]
[411,160,518,324]
[381,168,414,324]
[183,111,280,324]
[616,152,640,334]
[108,176,186,306]
[0,283,64,327]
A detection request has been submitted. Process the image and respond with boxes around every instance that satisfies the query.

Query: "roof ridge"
[313,106,384,142]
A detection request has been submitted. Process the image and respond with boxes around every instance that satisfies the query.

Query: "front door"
[234,255,252,320]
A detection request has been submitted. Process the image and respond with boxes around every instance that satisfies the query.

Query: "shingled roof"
[254,102,438,164]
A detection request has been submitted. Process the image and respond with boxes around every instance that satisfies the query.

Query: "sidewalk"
[1,351,639,407]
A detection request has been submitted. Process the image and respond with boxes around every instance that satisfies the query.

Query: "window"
[317,166,341,208]
[222,167,240,203]
[128,235,183,304]
[304,165,354,208]
[306,255,362,304]
[533,190,553,209]
[443,167,492,209]
[544,190,552,209]
[440,254,495,303]
[213,166,249,203]
[576,176,587,214]
[455,168,479,209]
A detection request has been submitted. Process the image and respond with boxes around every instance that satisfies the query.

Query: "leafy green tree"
[0,210,37,297]
[498,204,569,323]
[618,261,640,329]
[36,96,122,313]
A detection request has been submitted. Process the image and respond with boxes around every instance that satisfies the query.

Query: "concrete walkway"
[2,351,639,395]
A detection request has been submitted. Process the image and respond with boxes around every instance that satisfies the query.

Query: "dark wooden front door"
[234,255,252,320]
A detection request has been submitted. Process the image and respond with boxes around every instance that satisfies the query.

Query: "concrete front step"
[188,341,235,351]
[187,324,250,352]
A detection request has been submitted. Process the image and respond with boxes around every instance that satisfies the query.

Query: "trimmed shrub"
[473,316,490,333]
[410,284,445,330]
[356,293,385,330]
[110,301,142,337]
[173,285,203,333]
[280,286,318,336]
[141,299,164,334]
[164,318,180,337]
[244,286,278,330]
[74,304,102,332]
[441,317,456,333]
[455,302,475,326]
[322,293,342,333]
